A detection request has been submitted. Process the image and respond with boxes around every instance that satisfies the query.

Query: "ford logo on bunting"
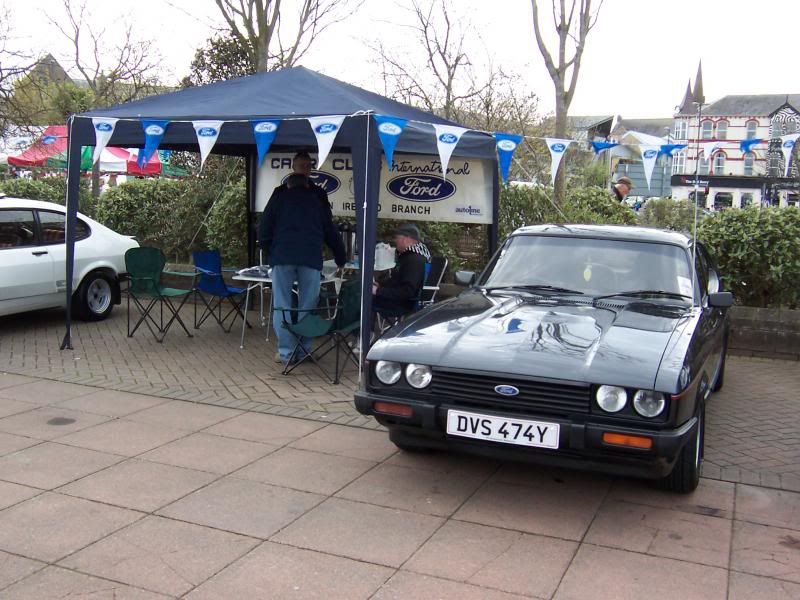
[784,140,795,148]
[282,171,341,194]
[643,149,658,158]
[387,175,456,202]
[197,127,217,137]
[550,143,566,152]
[95,122,113,132]
[438,133,458,144]
[42,136,57,145]
[497,139,517,151]
[315,123,338,134]
[378,122,402,136]
[145,125,164,136]
[494,385,520,397]
[254,122,277,133]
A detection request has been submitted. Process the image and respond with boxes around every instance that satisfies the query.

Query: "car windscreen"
[481,235,693,299]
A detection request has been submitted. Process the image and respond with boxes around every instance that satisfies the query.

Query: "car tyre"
[658,401,704,494]
[388,428,431,453]
[74,271,115,321]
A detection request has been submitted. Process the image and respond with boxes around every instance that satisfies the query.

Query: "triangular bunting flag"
[251,119,281,166]
[139,120,168,168]
[192,120,224,172]
[433,124,469,180]
[308,116,345,169]
[659,143,687,157]
[640,145,660,190]
[374,115,407,169]
[494,133,523,183]
[591,141,618,155]
[781,133,800,176]
[700,141,721,160]
[545,138,572,185]
[91,118,118,164]
[740,138,763,154]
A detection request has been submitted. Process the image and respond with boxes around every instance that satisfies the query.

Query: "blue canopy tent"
[60,66,499,376]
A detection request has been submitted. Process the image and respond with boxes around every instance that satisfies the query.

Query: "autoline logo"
[95,122,113,132]
[315,123,338,134]
[145,125,164,136]
[438,133,458,144]
[455,205,482,216]
[378,123,402,135]
[254,122,277,133]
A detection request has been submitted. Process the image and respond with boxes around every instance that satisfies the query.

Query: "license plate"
[446,410,559,449]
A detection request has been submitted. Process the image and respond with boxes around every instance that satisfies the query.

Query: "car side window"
[37,210,90,245]
[0,210,37,249]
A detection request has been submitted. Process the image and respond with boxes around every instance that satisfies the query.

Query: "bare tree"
[530,0,602,203]
[373,0,489,121]
[213,0,360,72]
[0,2,39,136]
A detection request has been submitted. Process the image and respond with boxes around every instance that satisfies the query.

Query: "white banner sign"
[256,152,493,224]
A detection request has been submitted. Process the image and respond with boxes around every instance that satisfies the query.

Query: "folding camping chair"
[421,256,448,307]
[192,250,249,333]
[125,247,194,343]
[374,262,431,334]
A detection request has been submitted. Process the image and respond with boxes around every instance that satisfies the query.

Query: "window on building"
[744,152,755,176]
[671,151,686,174]
[746,120,758,139]
[716,120,728,140]
[771,122,783,139]
[769,154,782,176]
[673,121,688,140]
[714,192,733,210]
[701,120,713,139]
[741,193,754,207]
[689,191,707,208]
[789,120,798,134]
[699,156,710,175]
[713,152,726,174]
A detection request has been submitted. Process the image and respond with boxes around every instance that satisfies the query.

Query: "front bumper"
[355,390,697,479]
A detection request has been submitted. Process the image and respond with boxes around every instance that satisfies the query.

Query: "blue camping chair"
[192,250,249,333]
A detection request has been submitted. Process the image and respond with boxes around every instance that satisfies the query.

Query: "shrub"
[639,198,702,233]
[95,178,210,263]
[204,179,248,266]
[562,186,637,225]
[0,176,93,215]
[698,207,800,308]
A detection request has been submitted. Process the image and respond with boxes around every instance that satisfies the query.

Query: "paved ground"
[0,372,798,599]
[2,306,800,491]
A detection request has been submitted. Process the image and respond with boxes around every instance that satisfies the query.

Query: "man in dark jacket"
[258,173,346,363]
[372,223,431,317]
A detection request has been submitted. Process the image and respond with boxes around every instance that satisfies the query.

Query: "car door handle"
[31,250,49,256]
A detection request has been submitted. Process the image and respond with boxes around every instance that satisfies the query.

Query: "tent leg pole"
[61,116,82,351]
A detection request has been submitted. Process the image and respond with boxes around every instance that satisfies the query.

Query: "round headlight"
[405,364,432,389]
[375,360,401,385]
[596,385,627,413]
[633,390,666,418]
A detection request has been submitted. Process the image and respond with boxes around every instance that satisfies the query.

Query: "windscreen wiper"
[484,284,584,295]
[593,289,692,302]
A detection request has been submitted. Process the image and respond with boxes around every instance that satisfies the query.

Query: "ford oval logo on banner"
[282,171,341,194]
[315,123,338,134]
[378,122,402,136]
[387,175,456,202]
[494,385,520,397]
[145,124,164,136]
[95,122,113,132]
[438,133,458,144]
[254,121,277,133]
[784,140,795,148]
[550,142,566,153]
[197,127,217,137]
[497,139,517,152]
[643,149,658,159]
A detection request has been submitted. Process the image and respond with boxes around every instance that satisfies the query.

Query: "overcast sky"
[7,0,800,120]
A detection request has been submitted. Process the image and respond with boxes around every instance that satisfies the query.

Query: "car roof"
[512,224,692,248]
[0,197,69,212]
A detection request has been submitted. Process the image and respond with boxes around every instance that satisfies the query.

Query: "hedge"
[0,177,93,216]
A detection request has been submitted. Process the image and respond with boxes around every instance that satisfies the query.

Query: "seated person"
[372,223,431,317]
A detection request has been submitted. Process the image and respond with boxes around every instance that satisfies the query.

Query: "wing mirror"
[708,292,733,308]
[454,270,476,286]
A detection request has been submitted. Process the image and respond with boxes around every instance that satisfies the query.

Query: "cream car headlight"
[375,360,401,385]
[633,390,666,418]
[596,385,627,413]
[405,364,432,389]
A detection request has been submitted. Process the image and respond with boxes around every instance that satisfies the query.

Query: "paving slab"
[0,432,39,457]
[124,400,243,431]
[0,481,40,510]
[60,515,259,597]
[1,566,169,599]
[205,412,325,445]
[0,550,44,591]
[187,541,392,600]
[374,571,528,600]
[728,571,800,600]
[0,442,122,490]
[54,389,169,417]
[0,398,37,419]
[731,520,800,584]
[0,407,109,441]
[288,423,399,461]
[0,380,98,405]
[735,484,800,530]
[57,419,188,456]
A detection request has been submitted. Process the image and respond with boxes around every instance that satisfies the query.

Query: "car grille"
[429,369,591,416]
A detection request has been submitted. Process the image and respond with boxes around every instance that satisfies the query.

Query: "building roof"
[696,94,800,117]
[614,117,672,138]
[567,115,613,130]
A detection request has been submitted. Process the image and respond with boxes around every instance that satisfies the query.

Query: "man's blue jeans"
[271,264,321,361]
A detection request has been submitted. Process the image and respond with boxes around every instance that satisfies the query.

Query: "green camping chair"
[278,278,361,384]
[125,247,194,343]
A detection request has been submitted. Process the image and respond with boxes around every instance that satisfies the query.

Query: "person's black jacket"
[376,249,428,311]
[258,182,346,270]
